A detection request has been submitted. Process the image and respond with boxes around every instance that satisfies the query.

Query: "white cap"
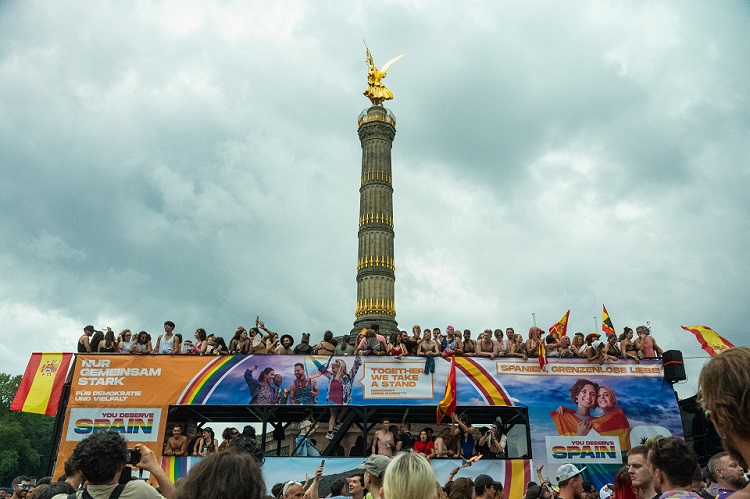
[555,463,586,483]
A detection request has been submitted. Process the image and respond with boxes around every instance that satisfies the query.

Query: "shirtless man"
[433,327,444,350]
[275,335,295,355]
[475,329,499,359]
[78,325,94,353]
[163,425,188,456]
[418,330,440,374]
[462,330,476,357]
[371,418,395,457]
[635,326,663,358]
[474,329,498,359]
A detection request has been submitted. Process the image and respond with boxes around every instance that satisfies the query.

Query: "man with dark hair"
[78,326,94,353]
[396,421,414,452]
[228,433,264,464]
[57,431,173,499]
[371,419,395,457]
[275,335,295,355]
[63,455,85,490]
[347,474,366,499]
[155,321,179,355]
[555,464,586,499]
[289,363,319,405]
[163,425,188,456]
[708,451,748,498]
[328,479,347,499]
[10,477,32,499]
[475,474,503,499]
[629,445,658,499]
[647,436,701,497]
[581,482,596,499]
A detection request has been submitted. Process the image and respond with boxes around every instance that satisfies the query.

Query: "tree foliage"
[0,373,55,485]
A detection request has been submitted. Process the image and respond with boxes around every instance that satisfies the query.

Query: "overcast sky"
[2,1,748,398]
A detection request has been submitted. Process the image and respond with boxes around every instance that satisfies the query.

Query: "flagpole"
[532,313,537,327]
[593,316,597,333]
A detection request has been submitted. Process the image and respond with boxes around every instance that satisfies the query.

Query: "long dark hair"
[258,367,274,383]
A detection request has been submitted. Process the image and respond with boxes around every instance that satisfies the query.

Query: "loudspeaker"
[663,350,686,383]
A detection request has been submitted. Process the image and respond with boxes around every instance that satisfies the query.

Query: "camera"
[126,448,141,465]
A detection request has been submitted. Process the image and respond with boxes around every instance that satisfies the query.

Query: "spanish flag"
[11,353,73,416]
[602,305,615,336]
[549,310,570,337]
[436,357,456,424]
[538,340,548,371]
[682,325,734,357]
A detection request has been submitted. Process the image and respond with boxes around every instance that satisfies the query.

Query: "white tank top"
[158,334,176,354]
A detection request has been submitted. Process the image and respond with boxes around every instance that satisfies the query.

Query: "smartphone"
[320,459,325,468]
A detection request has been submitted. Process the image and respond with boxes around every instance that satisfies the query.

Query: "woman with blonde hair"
[383,451,437,499]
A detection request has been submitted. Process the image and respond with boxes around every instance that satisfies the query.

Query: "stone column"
[352,106,398,338]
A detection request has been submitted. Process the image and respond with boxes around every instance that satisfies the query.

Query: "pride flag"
[549,310,570,337]
[11,353,73,416]
[682,325,734,357]
[602,305,615,336]
[436,357,456,424]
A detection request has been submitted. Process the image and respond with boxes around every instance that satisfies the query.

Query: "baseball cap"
[599,483,614,499]
[358,454,391,478]
[475,474,502,490]
[585,333,600,342]
[556,463,586,482]
[592,340,604,350]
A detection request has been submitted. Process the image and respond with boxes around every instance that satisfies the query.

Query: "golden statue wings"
[363,42,405,106]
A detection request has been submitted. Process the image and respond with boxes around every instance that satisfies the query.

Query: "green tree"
[0,373,55,485]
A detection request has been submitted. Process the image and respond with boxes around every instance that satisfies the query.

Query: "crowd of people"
[6,429,747,499]
[76,320,665,364]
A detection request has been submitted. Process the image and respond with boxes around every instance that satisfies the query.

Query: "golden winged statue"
[363,42,405,106]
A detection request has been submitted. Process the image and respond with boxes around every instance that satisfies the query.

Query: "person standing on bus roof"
[78,325,94,353]
[154,321,180,355]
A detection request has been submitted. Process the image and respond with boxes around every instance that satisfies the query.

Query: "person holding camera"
[54,431,174,499]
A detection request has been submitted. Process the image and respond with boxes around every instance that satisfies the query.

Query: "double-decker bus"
[49,353,682,496]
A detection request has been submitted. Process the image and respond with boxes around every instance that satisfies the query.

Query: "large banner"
[56,354,683,489]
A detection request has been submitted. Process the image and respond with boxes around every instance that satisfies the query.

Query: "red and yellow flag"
[436,357,456,424]
[538,340,548,371]
[681,325,734,357]
[602,305,615,336]
[549,310,570,337]
[11,353,73,416]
